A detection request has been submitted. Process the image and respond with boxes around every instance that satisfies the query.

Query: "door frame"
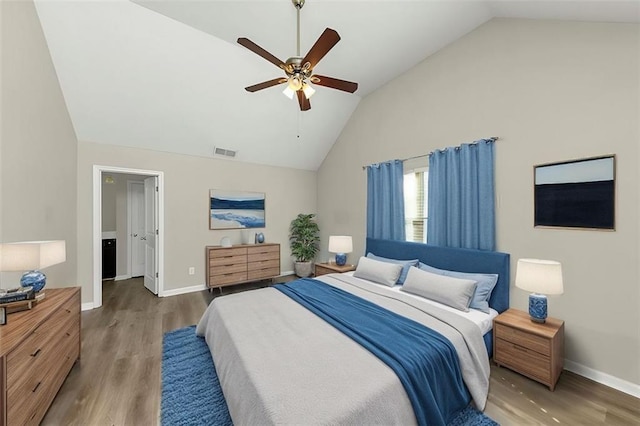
[93,165,165,309]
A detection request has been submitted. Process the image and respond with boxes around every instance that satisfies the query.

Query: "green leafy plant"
[289,213,320,262]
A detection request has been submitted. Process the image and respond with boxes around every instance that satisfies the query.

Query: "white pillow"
[401,267,477,312]
[353,256,403,287]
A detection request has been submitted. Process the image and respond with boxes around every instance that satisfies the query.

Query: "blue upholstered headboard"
[365,238,510,314]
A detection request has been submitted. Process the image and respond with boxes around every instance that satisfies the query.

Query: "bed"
[196,238,510,426]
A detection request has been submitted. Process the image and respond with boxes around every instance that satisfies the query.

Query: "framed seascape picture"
[534,155,615,230]
[210,189,265,230]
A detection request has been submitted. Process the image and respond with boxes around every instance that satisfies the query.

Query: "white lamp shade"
[328,236,353,254]
[515,258,563,295]
[0,240,66,272]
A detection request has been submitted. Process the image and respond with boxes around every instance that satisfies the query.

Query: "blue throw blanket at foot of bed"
[274,279,471,426]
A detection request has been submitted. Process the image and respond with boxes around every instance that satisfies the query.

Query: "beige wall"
[78,141,317,300]
[0,0,78,288]
[318,19,640,385]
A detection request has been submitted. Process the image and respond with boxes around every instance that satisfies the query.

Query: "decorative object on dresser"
[0,240,66,293]
[314,262,355,277]
[289,213,320,277]
[493,308,564,391]
[327,235,352,266]
[0,287,81,426]
[255,232,265,244]
[515,258,563,323]
[206,244,280,290]
[209,189,266,230]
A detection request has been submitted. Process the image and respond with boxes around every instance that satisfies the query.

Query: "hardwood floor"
[43,278,640,425]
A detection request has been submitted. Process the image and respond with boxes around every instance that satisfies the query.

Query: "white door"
[130,182,145,277]
[143,176,158,294]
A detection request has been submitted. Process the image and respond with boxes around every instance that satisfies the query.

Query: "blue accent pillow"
[418,262,498,314]
[366,253,419,285]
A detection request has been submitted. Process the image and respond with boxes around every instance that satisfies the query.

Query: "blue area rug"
[161,325,499,426]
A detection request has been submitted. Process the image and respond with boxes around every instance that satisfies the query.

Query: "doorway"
[93,166,164,309]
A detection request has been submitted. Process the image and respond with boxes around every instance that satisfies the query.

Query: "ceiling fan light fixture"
[288,74,303,91]
[283,86,296,99]
[302,82,315,99]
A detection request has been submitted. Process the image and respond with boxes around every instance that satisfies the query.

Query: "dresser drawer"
[209,247,247,259]
[209,262,247,276]
[209,253,247,268]
[495,323,550,356]
[248,267,281,281]
[495,338,550,383]
[210,271,248,286]
[247,259,279,271]
[247,245,279,256]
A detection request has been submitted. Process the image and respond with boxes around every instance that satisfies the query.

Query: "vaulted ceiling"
[34,0,639,171]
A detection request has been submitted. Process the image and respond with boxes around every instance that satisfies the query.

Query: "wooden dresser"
[206,244,280,289]
[494,308,564,391]
[0,287,81,426]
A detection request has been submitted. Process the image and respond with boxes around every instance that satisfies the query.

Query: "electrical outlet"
[188,267,195,275]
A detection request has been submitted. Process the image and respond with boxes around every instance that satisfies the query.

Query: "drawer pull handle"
[32,381,42,393]
[65,308,72,313]
[512,344,527,352]
[66,332,71,336]
[31,348,41,357]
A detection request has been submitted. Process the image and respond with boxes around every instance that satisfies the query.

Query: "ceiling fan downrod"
[293,0,305,57]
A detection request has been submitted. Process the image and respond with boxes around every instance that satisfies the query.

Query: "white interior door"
[144,176,158,294]
[130,182,145,277]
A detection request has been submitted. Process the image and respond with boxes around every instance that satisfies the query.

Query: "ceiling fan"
[238,0,358,111]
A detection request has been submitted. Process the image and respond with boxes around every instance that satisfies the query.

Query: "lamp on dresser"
[328,236,352,266]
[0,240,66,293]
[515,258,563,323]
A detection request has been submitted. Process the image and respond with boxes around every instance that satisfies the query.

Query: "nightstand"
[493,308,564,391]
[314,262,356,277]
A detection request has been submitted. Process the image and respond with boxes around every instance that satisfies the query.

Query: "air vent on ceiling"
[214,147,237,158]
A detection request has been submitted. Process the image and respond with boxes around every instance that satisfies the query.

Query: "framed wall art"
[534,155,615,230]
[209,189,265,230]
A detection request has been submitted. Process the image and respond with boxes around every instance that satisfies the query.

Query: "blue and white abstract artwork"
[210,190,265,229]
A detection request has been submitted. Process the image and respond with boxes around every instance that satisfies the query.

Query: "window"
[403,167,428,243]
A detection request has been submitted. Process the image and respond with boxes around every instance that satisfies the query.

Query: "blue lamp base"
[20,270,47,293]
[528,293,547,323]
[335,253,347,266]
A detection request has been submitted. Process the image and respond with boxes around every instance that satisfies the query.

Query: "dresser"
[493,308,564,391]
[206,244,280,289]
[0,287,81,426]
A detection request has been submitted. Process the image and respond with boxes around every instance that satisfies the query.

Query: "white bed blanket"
[196,274,490,425]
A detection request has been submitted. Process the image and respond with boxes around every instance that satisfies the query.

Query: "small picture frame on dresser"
[0,307,6,325]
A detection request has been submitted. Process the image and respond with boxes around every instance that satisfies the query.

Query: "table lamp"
[515,258,563,323]
[0,240,66,292]
[328,236,352,266]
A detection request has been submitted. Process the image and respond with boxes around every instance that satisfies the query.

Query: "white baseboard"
[115,274,131,281]
[160,284,207,297]
[565,359,640,398]
[81,302,95,311]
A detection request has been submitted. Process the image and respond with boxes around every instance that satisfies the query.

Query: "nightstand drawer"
[495,338,550,383]
[495,323,550,356]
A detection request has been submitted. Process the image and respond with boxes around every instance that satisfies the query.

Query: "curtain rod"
[362,137,500,170]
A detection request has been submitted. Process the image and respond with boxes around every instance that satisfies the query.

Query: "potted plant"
[289,213,320,277]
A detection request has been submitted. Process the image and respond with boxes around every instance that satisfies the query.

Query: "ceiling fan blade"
[311,75,358,93]
[296,90,311,111]
[237,37,285,69]
[245,78,287,92]
[301,28,340,71]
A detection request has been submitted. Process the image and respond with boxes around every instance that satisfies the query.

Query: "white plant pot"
[294,261,313,278]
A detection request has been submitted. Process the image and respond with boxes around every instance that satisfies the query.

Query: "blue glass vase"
[20,270,47,293]
[255,233,265,244]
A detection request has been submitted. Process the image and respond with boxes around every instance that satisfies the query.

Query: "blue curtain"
[366,160,406,240]
[427,139,495,251]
